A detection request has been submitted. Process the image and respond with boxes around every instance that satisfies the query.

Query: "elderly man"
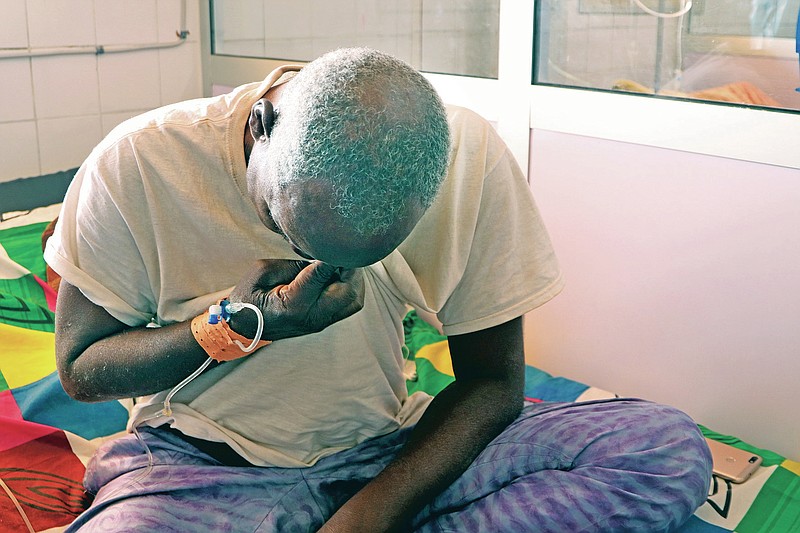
[46,48,710,532]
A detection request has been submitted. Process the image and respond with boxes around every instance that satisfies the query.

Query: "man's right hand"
[227,259,365,341]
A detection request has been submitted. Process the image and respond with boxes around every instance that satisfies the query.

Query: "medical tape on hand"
[191,301,270,362]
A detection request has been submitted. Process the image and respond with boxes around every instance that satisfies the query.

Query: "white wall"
[524,130,800,461]
[0,0,203,184]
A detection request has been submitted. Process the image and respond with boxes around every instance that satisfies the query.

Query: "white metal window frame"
[201,0,800,172]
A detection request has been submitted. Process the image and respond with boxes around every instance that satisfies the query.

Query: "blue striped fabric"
[69,399,711,532]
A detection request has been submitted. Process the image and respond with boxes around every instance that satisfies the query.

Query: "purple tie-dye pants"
[67,398,711,532]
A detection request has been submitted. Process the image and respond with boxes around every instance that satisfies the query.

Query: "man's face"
[249,168,423,268]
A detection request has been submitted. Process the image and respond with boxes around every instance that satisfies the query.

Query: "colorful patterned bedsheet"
[1,215,798,532]
[0,215,131,532]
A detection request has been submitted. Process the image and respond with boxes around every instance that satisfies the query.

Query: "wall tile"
[95,0,158,46]
[311,0,357,38]
[420,32,461,74]
[421,2,460,32]
[37,115,102,174]
[217,39,265,58]
[158,0,201,43]
[98,51,161,113]
[31,54,100,119]
[0,0,29,48]
[4,0,204,182]
[158,41,202,105]
[27,0,96,48]
[260,0,313,60]
[311,37,353,60]
[586,27,616,87]
[566,0,590,30]
[0,121,40,181]
[215,0,264,43]
[264,0,312,40]
[0,59,36,122]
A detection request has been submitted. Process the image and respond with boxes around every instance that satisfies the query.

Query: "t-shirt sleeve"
[437,144,563,335]
[44,143,156,327]
[398,106,563,336]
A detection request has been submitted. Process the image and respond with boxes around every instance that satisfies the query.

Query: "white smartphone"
[706,438,763,484]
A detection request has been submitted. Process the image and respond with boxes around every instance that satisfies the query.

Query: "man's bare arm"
[56,260,364,402]
[320,316,525,532]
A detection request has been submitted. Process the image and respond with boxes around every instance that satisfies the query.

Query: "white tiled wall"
[0,0,203,183]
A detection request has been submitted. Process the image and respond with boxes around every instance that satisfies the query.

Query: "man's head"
[246,48,451,268]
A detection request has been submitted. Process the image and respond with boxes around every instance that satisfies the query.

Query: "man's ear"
[249,98,275,141]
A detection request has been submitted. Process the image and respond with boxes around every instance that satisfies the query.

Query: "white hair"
[265,48,451,237]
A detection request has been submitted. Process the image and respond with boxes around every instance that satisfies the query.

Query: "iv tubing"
[632,0,693,19]
[162,356,213,416]
[0,477,34,533]
[161,302,264,416]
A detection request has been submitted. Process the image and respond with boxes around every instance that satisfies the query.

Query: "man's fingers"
[314,270,365,322]
[289,261,340,296]
[249,259,308,288]
[258,265,365,339]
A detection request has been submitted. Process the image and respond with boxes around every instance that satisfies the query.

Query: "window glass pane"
[211,0,500,79]
[534,0,800,113]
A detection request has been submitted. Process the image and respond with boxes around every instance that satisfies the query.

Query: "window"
[534,0,800,113]
[210,0,501,79]
[201,1,798,168]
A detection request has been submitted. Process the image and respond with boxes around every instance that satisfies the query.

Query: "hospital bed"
[1,171,798,532]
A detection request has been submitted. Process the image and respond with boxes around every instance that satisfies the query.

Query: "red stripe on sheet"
[33,274,57,313]
[0,390,23,420]
[0,415,58,452]
[0,430,90,530]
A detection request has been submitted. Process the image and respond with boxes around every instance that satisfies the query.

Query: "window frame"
[200,0,800,172]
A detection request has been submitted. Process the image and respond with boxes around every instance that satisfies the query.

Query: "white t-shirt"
[45,76,563,467]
